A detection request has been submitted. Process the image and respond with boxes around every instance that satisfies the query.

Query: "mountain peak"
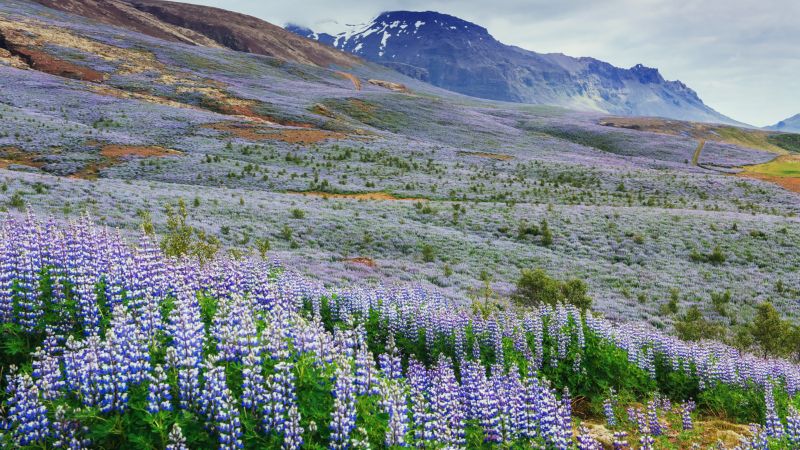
[291,10,739,125]
[370,10,490,36]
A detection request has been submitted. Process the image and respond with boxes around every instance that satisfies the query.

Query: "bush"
[421,243,435,262]
[512,268,591,310]
[674,306,724,341]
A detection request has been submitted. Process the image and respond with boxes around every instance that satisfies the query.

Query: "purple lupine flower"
[378,335,403,380]
[429,356,465,447]
[647,399,662,436]
[612,431,630,450]
[681,400,694,431]
[639,432,655,450]
[603,390,617,427]
[263,361,296,434]
[407,358,434,446]
[52,404,91,449]
[241,349,266,411]
[166,423,188,450]
[282,405,304,450]
[764,384,783,439]
[577,425,601,450]
[787,406,800,447]
[147,364,172,414]
[201,359,243,450]
[31,337,65,401]
[354,341,379,396]
[6,370,50,446]
[167,288,204,409]
[330,358,357,449]
[379,378,409,447]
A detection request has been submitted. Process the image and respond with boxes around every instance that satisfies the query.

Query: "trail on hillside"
[692,139,706,165]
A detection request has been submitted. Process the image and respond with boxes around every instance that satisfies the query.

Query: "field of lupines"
[2,7,800,448]
[2,211,800,449]
[2,0,800,331]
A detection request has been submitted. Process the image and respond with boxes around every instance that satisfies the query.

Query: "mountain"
[32,0,361,67]
[766,114,800,133]
[288,11,740,125]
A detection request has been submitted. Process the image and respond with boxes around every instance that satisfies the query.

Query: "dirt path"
[691,140,705,166]
[335,71,361,90]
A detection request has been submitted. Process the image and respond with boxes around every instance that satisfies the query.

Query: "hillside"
[767,114,800,133]
[2,0,800,448]
[2,0,799,325]
[33,0,362,67]
[288,11,742,125]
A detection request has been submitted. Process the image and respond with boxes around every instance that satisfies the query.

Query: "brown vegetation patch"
[345,257,376,268]
[204,122,345,144]
[458,151,514,161]
[286,191,425,201]
[12,47,106,82]
[336,71,361,90]
[739,172,800,193]
[70,144,181,180]
[0,147,44,169]
[100,145,182,158]
[368,79,409,93]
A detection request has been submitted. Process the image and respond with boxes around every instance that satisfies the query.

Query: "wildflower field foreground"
[0,212,799,449]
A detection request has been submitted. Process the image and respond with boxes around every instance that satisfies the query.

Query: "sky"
[182,0,798,127]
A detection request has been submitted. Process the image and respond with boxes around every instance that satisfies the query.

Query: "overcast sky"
[183,0,798,127]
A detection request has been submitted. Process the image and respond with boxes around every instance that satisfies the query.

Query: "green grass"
[743,156,800,177]
[768,133,800,154]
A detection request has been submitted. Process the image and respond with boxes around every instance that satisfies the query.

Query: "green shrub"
[512,268,591,311]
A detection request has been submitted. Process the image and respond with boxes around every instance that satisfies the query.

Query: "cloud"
[180,0,800,126]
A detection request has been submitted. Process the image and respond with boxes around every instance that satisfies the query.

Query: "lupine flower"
[52,404,91,449]
[201,358,243,450]
[681,401,694,431]
[379,378,409,447]
[577,425,601,450]
[330,358,357,449]
[147,364,172,414]
[603,390,617,427]
[764,384,783,439]
[612,431,630,450]
[647,399,662,436]
[787,406,800,447]
[166,423,188,450]
[263,361,296,434]
[639,431,655,450]
[6,370,50,446]
[282,405,304,450]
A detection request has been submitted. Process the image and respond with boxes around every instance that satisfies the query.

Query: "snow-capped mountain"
[287,11,741,125]
[766,114,800,133]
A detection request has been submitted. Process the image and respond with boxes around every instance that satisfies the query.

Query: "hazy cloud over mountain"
[180,0,800,127]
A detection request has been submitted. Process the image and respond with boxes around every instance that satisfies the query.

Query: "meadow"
[1,1,800,447]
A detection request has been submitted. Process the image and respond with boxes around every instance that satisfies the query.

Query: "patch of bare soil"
[100,145,182,158]
[344,257,376,268]
[71,144,181,179]
[286,191,425,201]
[336,71,361,90]
[204,122,345,144]
[458,151,514,161]
[739,172,800,194]
[0,147,44,169]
